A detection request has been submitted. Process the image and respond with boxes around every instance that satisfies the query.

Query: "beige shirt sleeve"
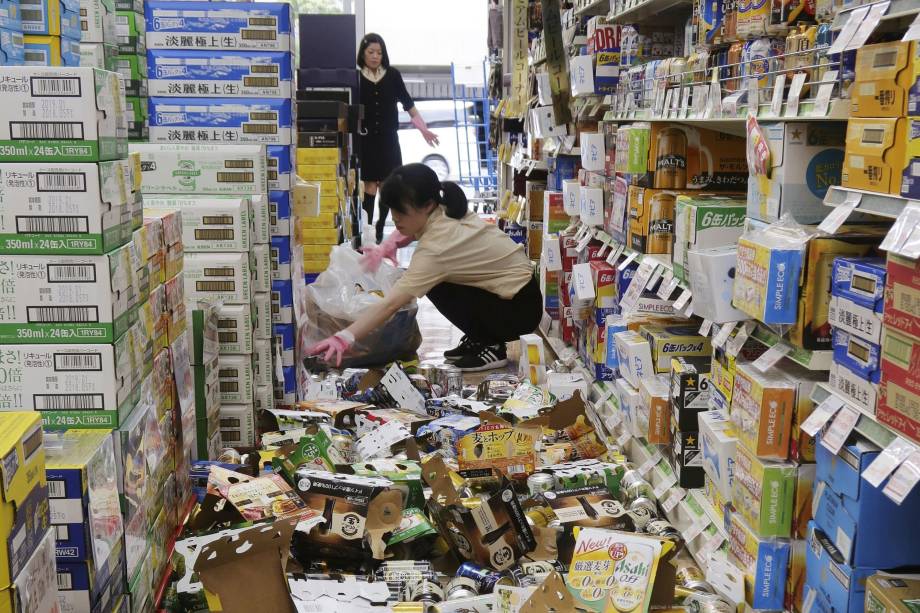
[391,245,447,298]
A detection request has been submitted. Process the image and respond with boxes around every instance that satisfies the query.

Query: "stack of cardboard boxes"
[0,413,59,613]
[114,0,146,140]
[0,0,23,65]
[130,143,274,451]
[22,0,79,65]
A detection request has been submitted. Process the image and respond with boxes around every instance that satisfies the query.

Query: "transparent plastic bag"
[298,245,422,368]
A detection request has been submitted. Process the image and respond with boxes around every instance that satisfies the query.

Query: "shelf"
[810,382,897,449]
[824,186,914,220]
[832,0,920,30]
[750,324,834,370]
[575,0,610,16]
[609,0,692,25]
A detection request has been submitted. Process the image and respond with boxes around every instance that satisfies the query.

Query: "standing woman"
[358,33,440,243]
[308,164,544,372]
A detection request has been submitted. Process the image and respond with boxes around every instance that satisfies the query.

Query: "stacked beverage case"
[21,0,80,65]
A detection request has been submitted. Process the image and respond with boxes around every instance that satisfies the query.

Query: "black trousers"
[362,193,389,243]
[427,276,543,345]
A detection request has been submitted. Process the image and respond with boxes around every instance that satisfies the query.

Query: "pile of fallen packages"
[163,362,732,613]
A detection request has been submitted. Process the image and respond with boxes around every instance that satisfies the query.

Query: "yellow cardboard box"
[300,213,338,230]
[865,575,920,613]
[627,186,692,254]
[0,413,49,589]
[851,41,920,117]
[299,228,339,245]
[842,117,914,195]
[296,147,339,165]
[296,164,338,181]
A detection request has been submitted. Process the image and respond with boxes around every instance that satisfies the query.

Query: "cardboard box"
[145,1,294,51]
[730,362,797,460]
[747,122,846,223]
[0,341,137,428]
[851,41,919,118]
[147,50,293,98]
[733,228,806,325]
[865,575,920,613]
[627,186,690,254]
[669,428,705,488]
[729,513,790,611]
[698,409,737,500]
[113,53,147,97]
[78,42,117,71]
[0,28,24,66]
[673,194,746,282]
[125,96,148,141]
[149,97,294,146]
[21,0,79,37]
[272,322,294,368]
[252,338,271,388]
[214,303,253,355]
[732,444,796,538]
[638,374,670,444]
[0,250,135,344]
[832,328,881,382]
[832,257,885,314]
[639,324,712,374]
[669,356,712,430]
[804,521,872,613]
[130,143,268,195]
[268,189,291,236]
[0,66,126,162]
[613,330,654,389]
[878,328,920,442]
[218,353,254,404]
[144,196,253,252]
[55,533,124,613]
[164,271,187,343]
[0,0,21,30]
[0,161,132,254]
[45,429,123,570]
[0,528,58,613]
[23,33,79,66]
[79,0,115,44]
[270,278,293,325]
[114,9,143,54]
[270,234,291,281]
[252,291,271,339]
[183,252,252,305]
[0,413,48,590]
[219,403,255,448]
[266,145,294,192]
[884,253,920,342]
[842,117,916,195]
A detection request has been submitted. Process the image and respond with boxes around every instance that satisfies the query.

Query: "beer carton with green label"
[672,194,746,283]
[129,143,268,195]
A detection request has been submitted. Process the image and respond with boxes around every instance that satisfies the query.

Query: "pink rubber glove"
[360,230,413,273]
[306,330,354,366]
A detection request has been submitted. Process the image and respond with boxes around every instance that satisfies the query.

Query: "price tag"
[905,13,920,41]
[653,474,678,499]
[882,451,920,505]
[864,438,919,488]
[661,487,685,513]
[596,238,610,257]
[846,1,890,51]
[543,236,563,271]
[722,91,744,116]
[698,532,726,562]
[784,72,807,117]
[706,553,746,605]
[617,431,631,447]
[812,482,826,517]
[671,87,682,117]
[706,76,722,118]
[818,192,860,235]
[879,203,920,259]
[820,405,861,455]
[725,321,755,357]
[673,289,692,311]
[572,262,596,301]
[699,319,714,336]
[620,258,658,313]
[682,300,694,318]
[680,86,691,118]
[752,340,792,372]
[639,450,663,476]
[712,322,736,349]
[692,85,708,118]
[802,587,817,613]
[617,250,639,271]
[801,395,845,437]
[645,265,664,290]
[663,89,674,117]
[656,270,675,299]
[682,519,708,543]
[576,229,594,252]
[661,276,680,300]
[606,243,625,266]
[769,74,786,117]
[829,6,870,55]
[811,69,838,117]
[747,78,759,116]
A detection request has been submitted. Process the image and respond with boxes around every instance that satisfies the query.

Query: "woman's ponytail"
[439,181,468,219]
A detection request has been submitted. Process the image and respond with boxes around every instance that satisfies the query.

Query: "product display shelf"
[831,0,920,30]
[810,382,897,449]
[608,0,692,25]
[575,0,612,17]
[750,324,834,370]
[154,495,197,613]
[824,185,914,219]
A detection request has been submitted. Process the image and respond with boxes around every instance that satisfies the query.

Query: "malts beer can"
[648,191,677,254]
[653,128,688,189]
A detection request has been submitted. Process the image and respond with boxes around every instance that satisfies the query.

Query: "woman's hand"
[306,331,354,366]
[360,230,413,273]
[422,128,440,147]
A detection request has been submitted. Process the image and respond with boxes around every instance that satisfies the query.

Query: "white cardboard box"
[143,196,253,252]
[254,384,273,413]
[250,194,270,244]
[698,409,737,500]
[217,354,254,404]
[687,247,750,324]
[252,291,271,339]
[250,243,271,293]
[215,303,254,355]
[614,330,654,389]
[183,252,252,305]
[253,337,272,388]
[219,403,256,447]
[129,143,268,195]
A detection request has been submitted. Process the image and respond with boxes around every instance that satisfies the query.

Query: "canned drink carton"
[130,143,268,195]
[0,0,21,30]
[732,444,796,538]
[851,41,919,118]
[730,362,796,460]
[252,337,271,388]
[250,242,270,293]
[145,1,294,51]
[125,96,148,141]
[217,354,254,405]
[78,41,117,70]
[144,196,253,252]
[843,117,915,196]
[79,0,115,44]
[148,50,294,98]
[252,291,271,339]
[266,144,294,192]
[213,303,253,355]
[219,403,255,447]
[0,27,24,65]
[270,278,293,324]
[21,0,79,38]
[729,514,790,611]
[148,97,294,146]
[732,227,806,325]
[0,66,127,162]
[114,53,147,97]
[114,9,143,54]
[672,194,746,282]
[183,251,252,305]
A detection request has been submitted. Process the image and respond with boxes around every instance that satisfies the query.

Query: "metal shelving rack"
[450,61,499,202]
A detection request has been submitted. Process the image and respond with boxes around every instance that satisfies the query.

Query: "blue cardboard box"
[57,540,125,613]
[266,144,294,191]
[270,278,292,325]
[269,234,291,281]
[21,0,78,37]
[832,328,881,383]
[814,437,920,568]
[269,189,291,237]
[804,521,872,613]
[504,222,526,244]
[547,154,580,191]
[728,513,790,611]
[148,97,294,145]
[276,364,296,403]
[147,50,294,98]
[0,26,23,64]
[273,321,294,367]
[831,257,885,313]
[0,0,21,30]
[145,1,293,51]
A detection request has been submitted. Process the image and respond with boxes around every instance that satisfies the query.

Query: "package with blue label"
[732,223,809,325]
[266,144,294,191]
[21,0,79,38]
[832,328,881,383]
[271,278,293,324]
[0,28,24,65]
[728,513,790,611]
[804,521,872,613]
[145,1,293,51]
[23,34,79,66]
[273,322,294,367]
[149,97,294,145]
[269,189,291,236]
[270,234,291,281]
[0,0,21,30]
[44,430,124,568]
[832,257,885,313]
[148,50,294,98]
[79,0,115,44]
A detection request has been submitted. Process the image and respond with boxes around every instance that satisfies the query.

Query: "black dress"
[359,67,415,182]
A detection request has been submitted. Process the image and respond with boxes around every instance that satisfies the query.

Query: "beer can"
[525,506,553,528]
[445,577,479,600]
[456,562,509,593]
[645,518,685,552]
[620,469,654,501]
[409,579,444,603]
[436,364,463,397]
[218,448,241,463]
[520,560,566,580]
[745,37,784,103]
[675,561,715,593]
[653,130,687,190]
[418,361,440,383]
[627,496,659,529]
[527,472,556,496]
[647,192,677,253]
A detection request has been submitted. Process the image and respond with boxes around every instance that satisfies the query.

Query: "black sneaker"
[444,335,477,362]
[453,344,508,372]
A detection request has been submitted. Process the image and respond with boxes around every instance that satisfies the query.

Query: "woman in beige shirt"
[308,163,542,371]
